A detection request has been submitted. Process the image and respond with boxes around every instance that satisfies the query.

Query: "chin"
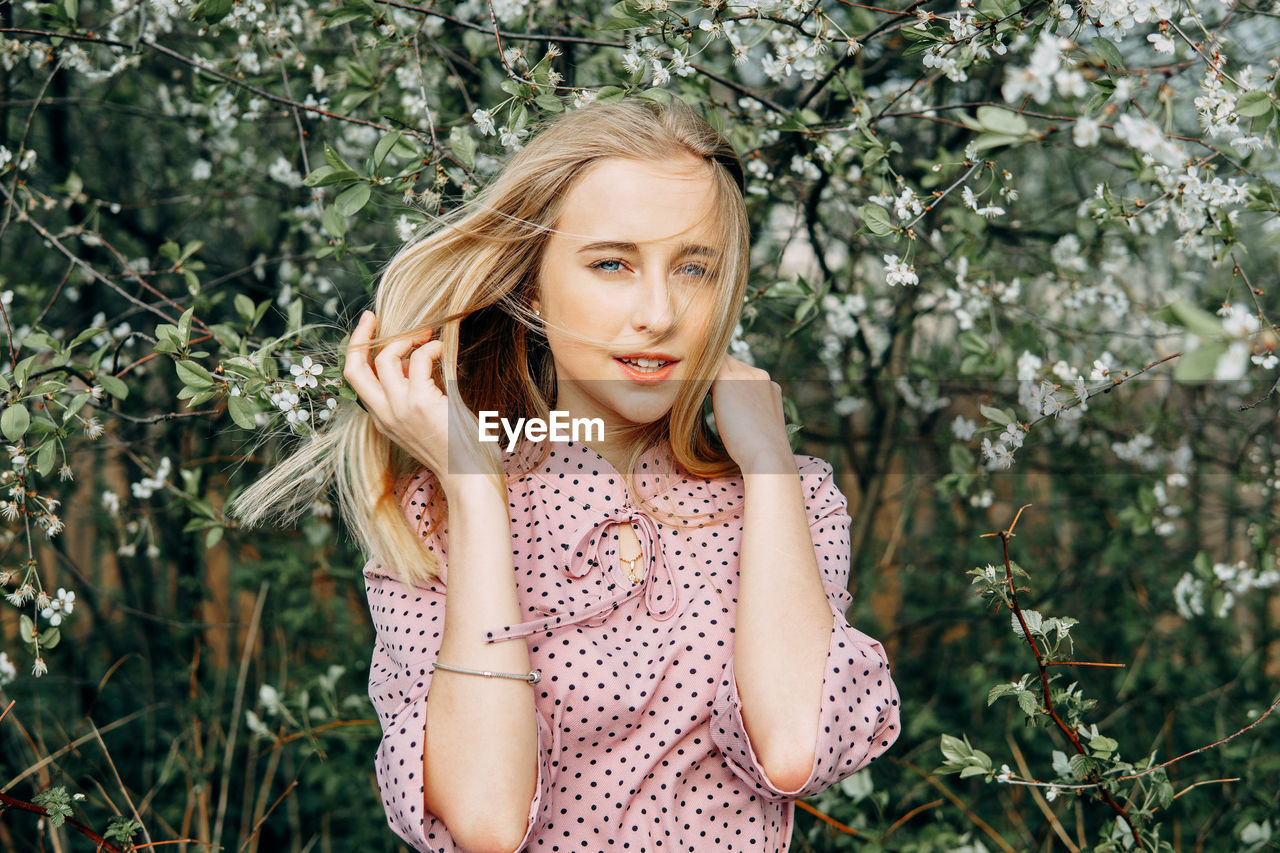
[604,394,677,427]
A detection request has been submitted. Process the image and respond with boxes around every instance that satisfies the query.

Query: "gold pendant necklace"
[619,552,645,583]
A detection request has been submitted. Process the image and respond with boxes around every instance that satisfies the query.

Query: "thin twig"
[794,798,864,837]
[1169,778,1239,803]
[1046,661,1126,668]
[881,798,944,837]
[1006,734,1081,853]
[211,581,269,851]
[91,721,153,847]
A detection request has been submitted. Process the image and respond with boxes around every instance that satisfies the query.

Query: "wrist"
[737,446,798,477]
[440,472,507,506]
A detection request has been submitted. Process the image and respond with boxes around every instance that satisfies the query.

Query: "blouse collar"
[484,439,684,645]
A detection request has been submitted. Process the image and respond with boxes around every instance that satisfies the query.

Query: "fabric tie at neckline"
[485,510,679,644]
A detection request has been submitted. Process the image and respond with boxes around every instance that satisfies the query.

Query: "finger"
[407,339,446,398]
[372,328,429,396]
[344,314,393,418]
[398,328,435,379]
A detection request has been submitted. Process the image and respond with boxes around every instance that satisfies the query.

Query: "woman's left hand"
[709,354,795,472]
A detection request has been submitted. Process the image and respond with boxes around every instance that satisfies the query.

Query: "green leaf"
[322,204,347,239]
[976,106,1028,136]
[972,132,1030,153]
[958,331,989,355]
[1016,690,1039,717]
[596,85,626,103]
[323,142,353,174]
[374,129,404,170]
[325,7,368,27]
[1089,734,1118,756]
[178,306,195,346]
[31,787,74,828]
[450,126,477,169]
[176,360,215,389]
[307,166,359,188]
[13,354,38,389]
[987,683,1017,705]
[858,204,896,236]
[227,394,258,430]
[1173,342,1228,381]
[105,817,144,846]
[979,404,1013,426]
[939,733,970,763]
[950,443,975,474]
[303,164,337,186]
[336,182,371,217]
[638,87,671,105]
[235,294,256,323]
[34,440,56,476]
[63,392,91,423]
[534,93,564,112]
[1092,36,1124,69]
[1,402,30,441]
[69,327,101,348]
[98,374,129,400]
[1236,89,1273,118]
[22,332,59,350]
[1156,298,1225,340]
[190,0,233,23]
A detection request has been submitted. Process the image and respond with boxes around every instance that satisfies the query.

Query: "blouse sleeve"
[710,456,902,802]
[364,469,558,852]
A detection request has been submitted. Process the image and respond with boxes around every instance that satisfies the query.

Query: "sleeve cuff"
[375,673,557,852]
[711,615,901,802]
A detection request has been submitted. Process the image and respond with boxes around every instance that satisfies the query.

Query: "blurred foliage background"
[1,0,1278,850]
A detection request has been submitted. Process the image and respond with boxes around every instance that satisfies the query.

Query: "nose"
[632,266,677,338]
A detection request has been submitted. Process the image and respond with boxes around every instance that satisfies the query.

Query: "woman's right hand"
[343,311,498,495]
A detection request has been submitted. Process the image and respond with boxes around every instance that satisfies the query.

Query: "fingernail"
[360,310,371,324]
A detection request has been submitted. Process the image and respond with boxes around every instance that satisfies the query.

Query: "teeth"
[620,358,669,372]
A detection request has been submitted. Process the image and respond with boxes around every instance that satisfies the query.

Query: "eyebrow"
[575,240,718,257]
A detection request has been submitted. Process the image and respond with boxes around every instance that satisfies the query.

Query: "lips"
[613,353,679,384]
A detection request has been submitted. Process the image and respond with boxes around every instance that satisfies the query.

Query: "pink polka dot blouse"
[363,439,901,852]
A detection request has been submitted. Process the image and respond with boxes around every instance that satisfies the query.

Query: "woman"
[240,97,899,852]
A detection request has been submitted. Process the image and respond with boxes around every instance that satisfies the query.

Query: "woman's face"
[534,155,724,432]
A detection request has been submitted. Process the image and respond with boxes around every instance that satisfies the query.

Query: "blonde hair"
[227,96,751,586]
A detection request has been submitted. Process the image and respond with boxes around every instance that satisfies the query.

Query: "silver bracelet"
[432,661,542,684]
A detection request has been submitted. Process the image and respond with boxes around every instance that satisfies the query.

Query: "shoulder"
[392,467,449,546]
[394,466,440,509]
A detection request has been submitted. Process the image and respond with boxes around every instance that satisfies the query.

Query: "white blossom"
[883,254,919,287]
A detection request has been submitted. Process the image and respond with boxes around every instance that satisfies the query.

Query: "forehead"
[552,156,721,247]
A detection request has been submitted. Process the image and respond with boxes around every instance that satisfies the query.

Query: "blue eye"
[678,263,708,277]
[590,259,626,273]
